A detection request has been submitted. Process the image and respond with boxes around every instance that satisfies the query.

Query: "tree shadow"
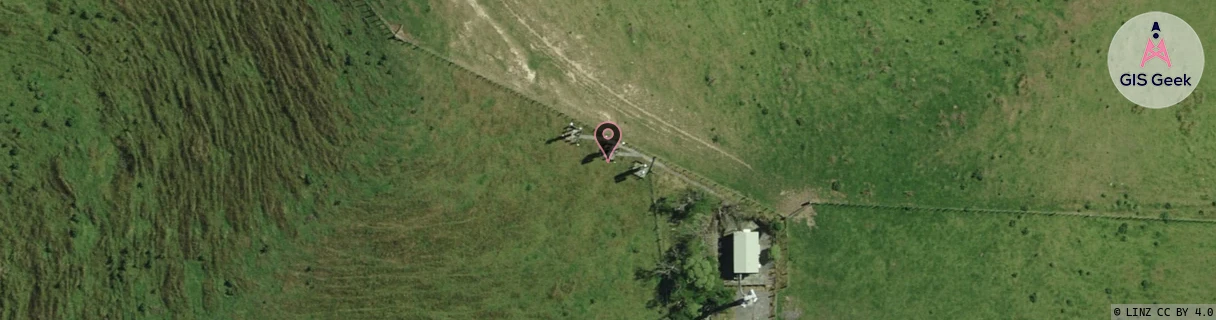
[614,167,642,183]
[635,265,680,313]
[545,134,567,144]
[651,191,707,224]
[581,152,603,165]
[717,236,734,280]
[697,299,746,320]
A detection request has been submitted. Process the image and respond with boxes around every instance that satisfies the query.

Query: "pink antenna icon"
[1141,38,1172,68]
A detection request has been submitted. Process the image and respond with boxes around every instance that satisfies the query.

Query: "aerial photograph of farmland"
[2,0,1214,319]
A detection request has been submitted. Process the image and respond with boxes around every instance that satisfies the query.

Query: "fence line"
[341,0,778,218]
[337,0,1216,227]
[811,201,1216,224]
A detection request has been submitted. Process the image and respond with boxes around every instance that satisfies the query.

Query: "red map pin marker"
[594,122,621,163]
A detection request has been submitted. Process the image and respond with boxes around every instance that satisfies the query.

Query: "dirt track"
[371,5,770,213]
[386,0,755,171]
[493,0,753,170]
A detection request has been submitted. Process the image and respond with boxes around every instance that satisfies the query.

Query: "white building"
[731,229,761,274]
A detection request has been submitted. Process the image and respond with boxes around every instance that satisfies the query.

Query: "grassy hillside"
[271,8,669,316]
[0,0,350,317]
[0,0,668,318]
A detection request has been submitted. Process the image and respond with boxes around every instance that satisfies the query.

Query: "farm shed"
[731,229,761,274]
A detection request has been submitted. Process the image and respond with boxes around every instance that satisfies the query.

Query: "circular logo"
[1108,12,1204,109]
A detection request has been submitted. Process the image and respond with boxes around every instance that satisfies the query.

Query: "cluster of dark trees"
[640,190,736,320]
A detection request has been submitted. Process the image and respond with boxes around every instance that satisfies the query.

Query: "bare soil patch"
[777,189,819,229]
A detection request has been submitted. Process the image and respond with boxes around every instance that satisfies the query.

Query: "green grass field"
[415,0,1216,217]
[783,206,1216,319]
[271,17,672,317]
[6,0,1216,319]
[1,0,352,317]
[0,0,674,318]
[394,0,1216,318]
